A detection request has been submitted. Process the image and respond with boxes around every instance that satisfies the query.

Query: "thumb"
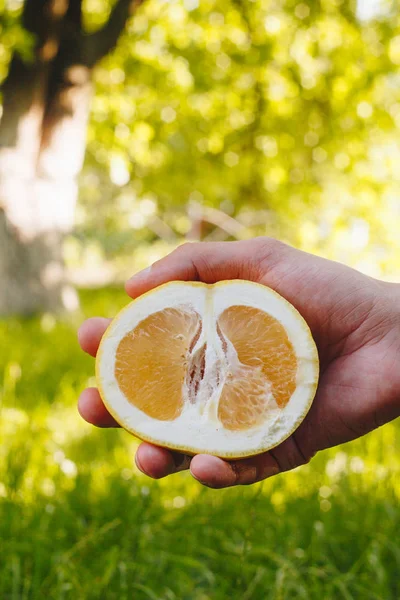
[125,237,289,298]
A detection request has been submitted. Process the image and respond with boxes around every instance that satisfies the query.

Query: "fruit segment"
[217,306,297,430]
[115,307,201,420]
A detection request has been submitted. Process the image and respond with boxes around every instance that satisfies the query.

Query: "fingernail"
[127,265,152,283]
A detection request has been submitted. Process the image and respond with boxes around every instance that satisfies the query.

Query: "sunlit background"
[77,0,400,283]
[0,0,400,597]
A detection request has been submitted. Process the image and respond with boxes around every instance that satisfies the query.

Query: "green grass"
[0,287,399,599]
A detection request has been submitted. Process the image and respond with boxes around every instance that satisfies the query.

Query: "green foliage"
[1,0,400,277]
[0,0,34,81]
[77,0,400,278]
[0,288,399,599]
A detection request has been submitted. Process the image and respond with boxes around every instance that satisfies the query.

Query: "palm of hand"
[258,249,399,468]
[305,325,398,451]
[78,238,400,488]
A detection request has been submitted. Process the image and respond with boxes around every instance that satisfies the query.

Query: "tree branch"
[22,0,50,38]
[21,0,80,62]
[85,0,145,67]
[22,0,66,44]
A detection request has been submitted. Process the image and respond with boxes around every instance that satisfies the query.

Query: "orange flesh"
[115,307,200,420]
[114,304,297,431]
[217,306,297,430]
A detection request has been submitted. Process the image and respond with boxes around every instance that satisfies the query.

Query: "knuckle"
[291,433,313,468]
[271,435,312,473]
[175,242,195,255]
[255,236,287,259]
[254,235,285,249]
[248,237,290,277]
[173,241,211,281]
[175,242,204,264]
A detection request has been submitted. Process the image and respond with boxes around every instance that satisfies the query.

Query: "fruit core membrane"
[114,304,297,431]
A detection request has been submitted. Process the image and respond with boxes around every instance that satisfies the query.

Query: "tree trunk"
[0,0,141,315]
[0,54,91,314]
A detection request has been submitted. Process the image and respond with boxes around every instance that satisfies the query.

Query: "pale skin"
[78,237,400,488]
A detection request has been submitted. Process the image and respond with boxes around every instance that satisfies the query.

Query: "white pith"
[96,281,319,458]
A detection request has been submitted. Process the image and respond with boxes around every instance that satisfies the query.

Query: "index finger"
[125,238,287,299]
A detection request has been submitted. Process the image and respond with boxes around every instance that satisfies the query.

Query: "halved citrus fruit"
[96,280,319,458]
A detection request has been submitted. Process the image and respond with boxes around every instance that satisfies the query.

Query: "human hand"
[78,238,400,488]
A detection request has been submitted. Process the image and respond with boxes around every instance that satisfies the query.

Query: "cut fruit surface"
[96,280,319,458]
[115,308,201,421]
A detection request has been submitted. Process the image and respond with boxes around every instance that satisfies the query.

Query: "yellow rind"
[96,279,319,459]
